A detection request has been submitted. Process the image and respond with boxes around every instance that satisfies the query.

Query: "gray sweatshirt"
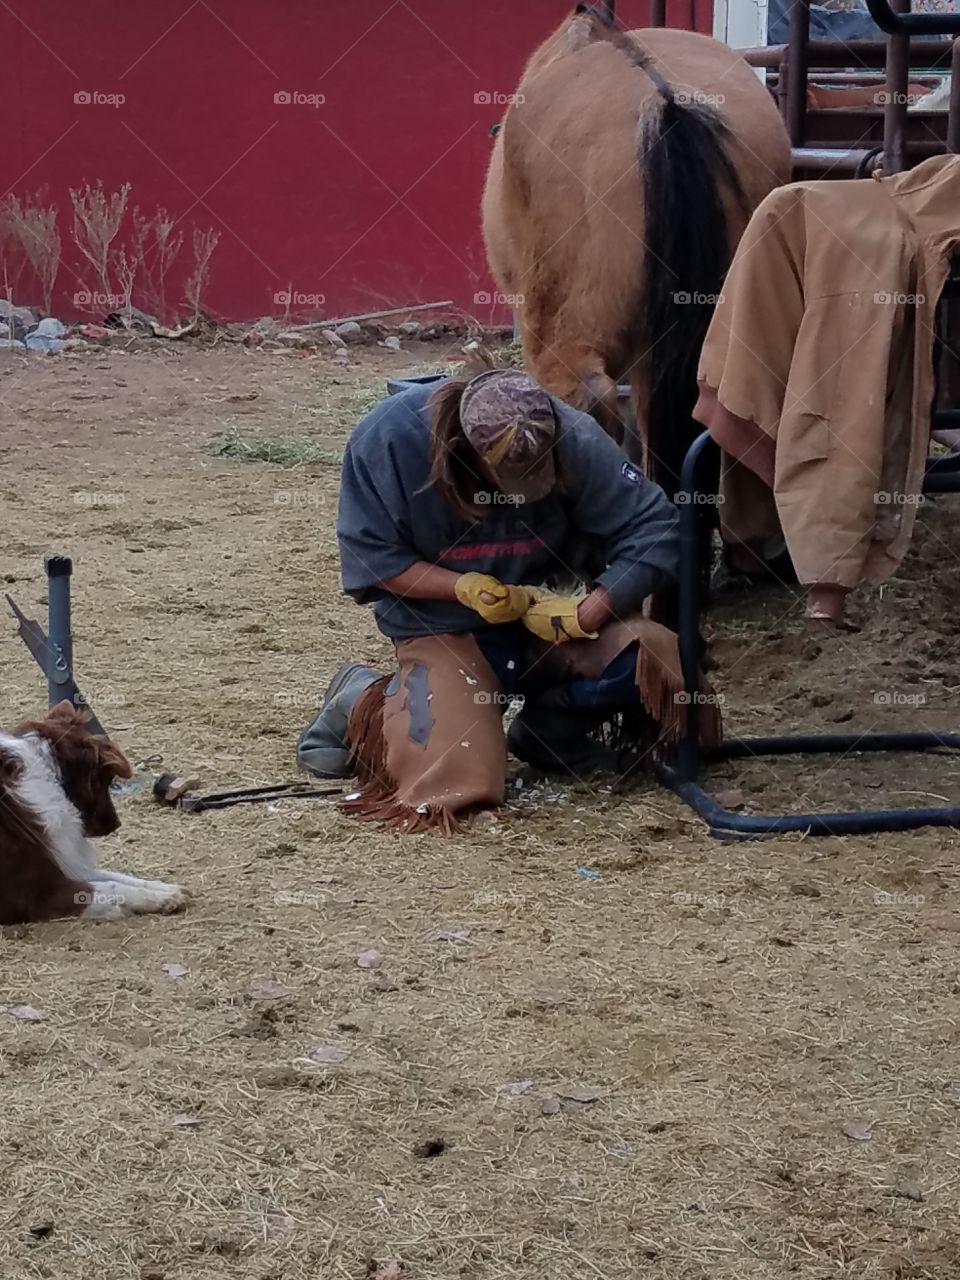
[337,381,679,639]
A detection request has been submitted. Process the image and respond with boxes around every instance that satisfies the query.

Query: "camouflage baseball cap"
[459,369,557,503]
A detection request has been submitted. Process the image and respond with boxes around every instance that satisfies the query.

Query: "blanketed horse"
[482,4,791,498]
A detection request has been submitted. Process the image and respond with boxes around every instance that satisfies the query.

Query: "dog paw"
[155,884,190,914]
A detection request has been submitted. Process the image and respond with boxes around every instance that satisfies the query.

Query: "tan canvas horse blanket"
[693,154,960,591]
[340,618,720,834]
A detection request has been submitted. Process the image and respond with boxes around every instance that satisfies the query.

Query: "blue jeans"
[474,624,641,713]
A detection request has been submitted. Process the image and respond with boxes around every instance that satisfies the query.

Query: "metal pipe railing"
[745,40,953,68]
[883,0,911,172]
[866,0,960,35]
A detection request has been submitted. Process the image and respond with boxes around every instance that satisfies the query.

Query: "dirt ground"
[1,340,959,1280]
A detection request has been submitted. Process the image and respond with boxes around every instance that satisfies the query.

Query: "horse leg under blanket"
[341,633,507,834]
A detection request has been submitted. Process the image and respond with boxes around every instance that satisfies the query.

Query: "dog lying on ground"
[0,701,187,924]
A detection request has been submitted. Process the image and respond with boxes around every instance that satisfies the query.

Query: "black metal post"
[786,0,811,146]
[44,554,74,710]
[883,0,910,174]
[948,39,960,153]
[676,432,714,784]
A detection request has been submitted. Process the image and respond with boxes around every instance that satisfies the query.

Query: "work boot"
[506,703,621,777]
[297,662,380,778]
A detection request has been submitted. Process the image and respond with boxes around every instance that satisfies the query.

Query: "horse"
[481,3,791,504]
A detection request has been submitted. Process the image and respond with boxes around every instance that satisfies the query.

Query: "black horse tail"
[637,90,748,500]
[569,6,747,499]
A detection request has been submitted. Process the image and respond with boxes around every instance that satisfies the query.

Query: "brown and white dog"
[0,701,187,925]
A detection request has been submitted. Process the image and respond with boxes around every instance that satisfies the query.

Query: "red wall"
[0,1,712,323]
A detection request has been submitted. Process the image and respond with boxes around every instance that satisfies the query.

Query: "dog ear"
[47,699,89,727]
[95,737,133,781]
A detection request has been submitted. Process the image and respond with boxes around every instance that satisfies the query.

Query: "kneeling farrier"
[299,368,719,832]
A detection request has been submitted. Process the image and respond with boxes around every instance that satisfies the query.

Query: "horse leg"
[521,318,626,442]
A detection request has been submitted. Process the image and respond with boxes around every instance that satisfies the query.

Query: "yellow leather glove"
[521,594,599,643]
[454,572,535,624]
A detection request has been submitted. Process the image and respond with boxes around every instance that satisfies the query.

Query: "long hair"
[424,376,491,522]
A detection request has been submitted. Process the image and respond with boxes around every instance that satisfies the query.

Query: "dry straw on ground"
[0,342,959,1279]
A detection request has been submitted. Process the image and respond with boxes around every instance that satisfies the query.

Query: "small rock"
[0,300,37,337]
[497,1080,534,1097]
[557,1084,604,1104]
[0,338,26,350]
[335,320,363,342]
[398,320,421,338]
[60,338,89,353]
[28,1221,54,1240]
[5,1004,44,1022]
[25,318,65,352]
[381,335,402,351]
[842,1118,874,1141]
[321,328,346,348]
[333,347,350,363]
[541,1096,561,1116]
[277,330,314,348]
[304,1043,349,1066]
[831,708,854,724]
[412,1136,446,1159]
[0,321,8,338]
[356,948,384,970]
